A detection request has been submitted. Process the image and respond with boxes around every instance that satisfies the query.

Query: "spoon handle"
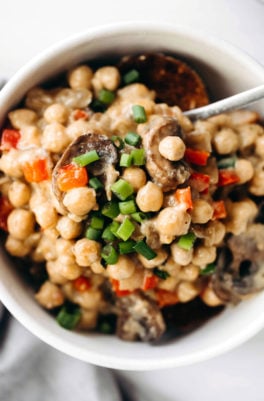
[184,84,264,120]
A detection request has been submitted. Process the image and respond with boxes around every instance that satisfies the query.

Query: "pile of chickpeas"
[1,60,264,333]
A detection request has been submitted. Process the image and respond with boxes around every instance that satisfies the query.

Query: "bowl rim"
[1,21,264,371]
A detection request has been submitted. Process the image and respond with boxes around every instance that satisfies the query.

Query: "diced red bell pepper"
[175,186,193,210]
[189,172,210,193]
[0,195,13,231]
[22,159,50,183]
[1,129,21,150]
[73,276,91,292]
[218,170,240,187]
[156,289,179,308]
[142,274,159,291]
[111,279,132,297]
[73,109,89,120]
[212,200,227,220]
[185,148,210,166]
[57,163,88,191]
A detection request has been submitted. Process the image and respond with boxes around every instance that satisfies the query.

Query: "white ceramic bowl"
[1,22,264,371]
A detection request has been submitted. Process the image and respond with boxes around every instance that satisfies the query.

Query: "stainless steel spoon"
[184,84,264,120]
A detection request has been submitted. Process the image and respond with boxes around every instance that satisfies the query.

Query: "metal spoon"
[184,84,264,120]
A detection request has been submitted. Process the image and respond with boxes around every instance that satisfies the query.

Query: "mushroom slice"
[116,292,166,342]
[141,116,190,192]
[212,224,264,304]
[52,133,118,211]
[119,53,209,110]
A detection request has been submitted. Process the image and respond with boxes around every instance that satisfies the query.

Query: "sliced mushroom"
[141,116,190,192]
[52,133,118,212]
[213,224,264,304]
[116,291,166,342]
[119,53,209,110]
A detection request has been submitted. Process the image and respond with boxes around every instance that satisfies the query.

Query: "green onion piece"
[200,263,216,275]
[101,201,120,219]
[118,239,136,254]
[119,153,133,167]
[217,156,236,169]
[133,240,157,260]
[153,268,170,280]
[177,232,196,251]
[97,314,116,334]
[101,244,119,265]
[131,212,149,223]
[56,305,81,330]
[109,221,121,237]
[72,150,100,167]
[111,135,124,150]
[132,104,147,123]
[124,132,141,146]
[98,89,115,104]
[116,217,135,241]
[85,227,102,241]
[90,215,104,230]
[89,177,104,191]
[91,99,106,112]
[102,225,116,242]
[131,149,145,166]
[119,199,137,215]
[111,179,134,201]
[123,69,140,85]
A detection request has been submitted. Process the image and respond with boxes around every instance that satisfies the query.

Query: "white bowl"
[1,22,264,371]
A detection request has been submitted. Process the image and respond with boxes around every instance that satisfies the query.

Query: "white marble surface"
[1,0,264,399]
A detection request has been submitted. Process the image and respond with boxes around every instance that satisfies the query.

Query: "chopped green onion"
[89,177,104,191]
[97,314,116,334]
[90,215,104,230]
[124,132,141,146]
[111,135,124,150]
[90,99,106,112]
[116,217,135,241]
[119,153,132,167]
[153,268,170,280]
[217,156,236,169]
[131,149,145,166]
[131,212,149,223]
[132,105,147,123]
[119,199,137,215]
[72,150,100,167]
[101,244,119,265]
[102,225,116,242]
[101,201,120,219]
[111,179,134,201]
[177,232,196,251]
[123,69,140,85]
[133,240,157,260]
[109,221,121,237]
[56,305,81,330]
[98,89,115,104]
[85,227,101,241]
[200,263,216,275]
[118,239,136,254]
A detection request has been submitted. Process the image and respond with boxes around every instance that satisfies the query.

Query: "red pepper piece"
[218,170,240,187]
[156,289,179,308]
[73,109,89,120]
[189,172,210,192]
[1,129,21,150]
[142,274,159,291]
[175,186,193,210]
[111,279,132,297]
[0,195,13,231]
[185,148,210,166]
[22,159,50,183]
[212,200,227,220]
[73,276,91,292]
[57,163,88,191]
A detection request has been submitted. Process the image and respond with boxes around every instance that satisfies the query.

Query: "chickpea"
[19,125,41,148]
[55,238,74,256]
[136,182,163,212]
[117,83,155,101]
[213,128,239,154]
[44,103,68,124]
[63,187,97,216]
[56,254,82,280]
[8,109,37,129]
[55,88,92,109]
[229,110,259,126]
[225,199,258,235]
[63,283,102,310]
[118,268,144,291]
[192,245,216,267]
[56,216,82,240]
[179,264,200,281]
[46,260,68,285]
[35,281,65,309]
[138,248,168,269]
[191,199,214,224]
[158,136,186,161]
[249,169,264,196]
[235,159,254,184]
[107,256,135,280]
[33,233,57,262]
[0,149,23,178]
[203,220,226,247]
[92,66,120,94]
[68,65,93,90]
[42,122,70,153]
[90,261,107,275]
[158,276,178,292]
[7,209,35,240]
[33,202,58,229]
[237,124,261,151]
[66,120,91,141]
[122,167,146,191]
[78,309,98,330]
[8,181,31,207]
[155,206,191,243]
[5,235,31,257]
[25,87,53,113]
[201,286,223,307]
[256,136,264,158]
[171,243,193,266]
[177,281,199,303]
[73,238,101,267]
[160,257,181,277]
